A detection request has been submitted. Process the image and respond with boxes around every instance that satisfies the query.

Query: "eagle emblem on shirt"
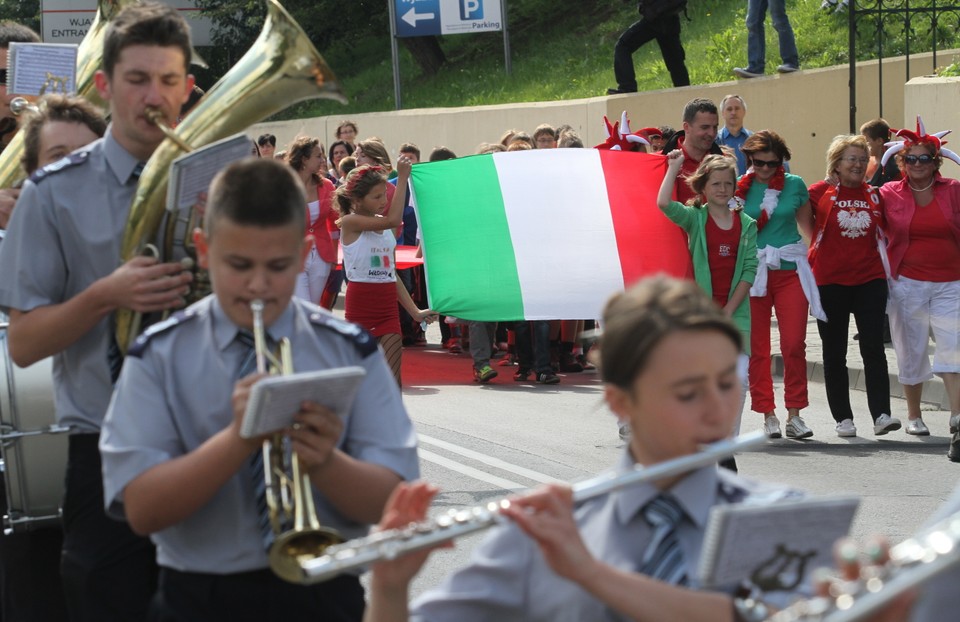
[836,209,871,239]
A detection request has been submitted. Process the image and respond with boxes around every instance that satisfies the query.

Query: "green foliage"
[0,0,40,33]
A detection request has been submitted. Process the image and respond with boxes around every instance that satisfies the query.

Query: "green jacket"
[661,201,758,353]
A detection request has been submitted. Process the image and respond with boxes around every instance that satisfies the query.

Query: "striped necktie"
[235,330,283,551]
[639,494,689,586]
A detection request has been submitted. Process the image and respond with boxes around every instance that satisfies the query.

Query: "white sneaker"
[950,414,960,434]
[836,419,857,437]
[785,416,814,439]
[873,413,902,436]
[906,418,930,436]
[618,422,631,441]
[763,415,782,439]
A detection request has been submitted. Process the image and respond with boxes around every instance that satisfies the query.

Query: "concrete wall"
[251,49,958,185]
[904,75,960,181]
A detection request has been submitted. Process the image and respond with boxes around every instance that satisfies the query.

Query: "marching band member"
[365,276,804,622]
[99,158,418,620]
[0,4,195,618]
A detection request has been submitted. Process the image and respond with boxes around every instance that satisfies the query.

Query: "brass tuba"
[114,0,346,352]
[0,0,124,189]
[249,299,343,584]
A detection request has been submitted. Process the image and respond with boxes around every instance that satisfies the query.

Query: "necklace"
[908,179,935,193]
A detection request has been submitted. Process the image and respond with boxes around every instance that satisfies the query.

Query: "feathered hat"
[594,111,651,151]
[880,115,960,166]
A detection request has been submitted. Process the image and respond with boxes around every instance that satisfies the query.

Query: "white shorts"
[887,276,960,385]
[295,247,333,305]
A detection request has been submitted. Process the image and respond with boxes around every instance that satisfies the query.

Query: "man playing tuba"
[0,3,193,619]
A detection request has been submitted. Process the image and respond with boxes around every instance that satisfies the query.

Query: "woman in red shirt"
[805,135,898,438]
[879,120,960,446]
[285,136,338,305]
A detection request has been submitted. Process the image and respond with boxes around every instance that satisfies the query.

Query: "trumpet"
[249,299,343,583]
[764,507,960,622]
[295,430,769,584]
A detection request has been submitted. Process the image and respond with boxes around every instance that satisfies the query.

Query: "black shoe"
[606,87,637,95]
[536,371,560,385]
[949,431,960,463]
[559,354,584,373]
[514,368,532,382]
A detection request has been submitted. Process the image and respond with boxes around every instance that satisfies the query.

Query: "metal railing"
[848,0,960,131]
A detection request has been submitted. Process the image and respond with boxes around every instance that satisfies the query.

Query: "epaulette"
[28,150,90,185]
[308,311,378,358]
[127,307,199,358]
[717,470,805,505]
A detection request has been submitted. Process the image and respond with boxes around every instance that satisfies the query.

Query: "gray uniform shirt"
[99,296,419,573]
[0,130,141,433]
[411,457,801,622]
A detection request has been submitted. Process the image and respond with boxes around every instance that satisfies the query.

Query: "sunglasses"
[750,158,782,169]
[904,154,935,165]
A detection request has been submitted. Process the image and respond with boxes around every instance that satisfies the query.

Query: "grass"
[280,0,960,119]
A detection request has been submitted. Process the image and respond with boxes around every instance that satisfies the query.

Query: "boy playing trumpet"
[100,157,419,620]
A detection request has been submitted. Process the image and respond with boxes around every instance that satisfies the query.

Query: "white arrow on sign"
[402,7,436,28]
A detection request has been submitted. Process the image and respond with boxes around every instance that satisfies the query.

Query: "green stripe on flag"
[410,154,524,321]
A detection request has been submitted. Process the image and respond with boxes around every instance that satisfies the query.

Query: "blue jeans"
[745,0,799,72]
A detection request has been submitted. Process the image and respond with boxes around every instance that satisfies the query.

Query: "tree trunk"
[400,36,446,75]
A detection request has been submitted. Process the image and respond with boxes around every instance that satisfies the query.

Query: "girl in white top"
[336,157,435,385]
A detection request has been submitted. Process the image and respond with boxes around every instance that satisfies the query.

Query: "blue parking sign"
[395,0,441,37]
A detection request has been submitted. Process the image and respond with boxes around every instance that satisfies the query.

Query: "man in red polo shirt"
[661,98,723,204]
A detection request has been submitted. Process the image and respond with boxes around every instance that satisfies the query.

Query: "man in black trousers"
[608,0,690,94]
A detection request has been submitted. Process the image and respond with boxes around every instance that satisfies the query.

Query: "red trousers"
[749,269,809,413]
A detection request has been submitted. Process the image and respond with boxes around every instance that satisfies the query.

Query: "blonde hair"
[684,155,737,206]
[824,134,869,179]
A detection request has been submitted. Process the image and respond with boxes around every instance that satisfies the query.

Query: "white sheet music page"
[166,133,254,212]
[7,42,78,96]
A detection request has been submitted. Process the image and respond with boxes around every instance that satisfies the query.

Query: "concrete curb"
[771,355,950,410]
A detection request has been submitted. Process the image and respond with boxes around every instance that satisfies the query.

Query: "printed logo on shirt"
[836,201,872,239]
[369,255,391,268]
[718,244,733,257]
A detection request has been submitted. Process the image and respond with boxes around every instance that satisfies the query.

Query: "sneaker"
[776,64,799,74]
[906,418,930,436]
[763,415,782,439]
[785,416,814,439]
[949,431,960,463]
[577,353,596,371]
[618,422,631,441]
[950,414,960,434]
[473,365,498,383]
[836,419,857,437]
[733,67,764,79]
[873,413,903,436]
[498,354,516,367]
[444,339,462,354]
[513,368,532,382]
[536,371,560,385]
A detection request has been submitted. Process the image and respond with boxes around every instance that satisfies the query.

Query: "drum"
[0,323,68,533]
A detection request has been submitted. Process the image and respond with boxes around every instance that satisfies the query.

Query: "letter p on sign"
[460,0,482,20]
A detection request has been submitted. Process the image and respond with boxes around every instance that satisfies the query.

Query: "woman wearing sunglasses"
[878,118,960,447]
[804,135,897,438]
[735,130,823,441]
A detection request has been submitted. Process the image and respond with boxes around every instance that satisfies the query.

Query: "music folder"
[240,366,366,439]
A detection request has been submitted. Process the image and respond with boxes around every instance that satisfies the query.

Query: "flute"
[297,430,768,584]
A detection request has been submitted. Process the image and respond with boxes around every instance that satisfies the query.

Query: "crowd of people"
[0,3,959,621]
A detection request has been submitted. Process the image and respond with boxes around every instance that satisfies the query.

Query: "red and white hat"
[881,115,960,166]
[594,111,651,151]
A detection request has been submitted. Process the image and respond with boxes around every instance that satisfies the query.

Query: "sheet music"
[7,43,78,95]
[166,133,254,212]
[698,496,859,590]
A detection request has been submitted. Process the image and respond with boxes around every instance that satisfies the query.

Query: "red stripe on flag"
[599,150,693,286]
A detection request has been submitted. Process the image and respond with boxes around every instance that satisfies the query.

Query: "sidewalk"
[770,316,950,409]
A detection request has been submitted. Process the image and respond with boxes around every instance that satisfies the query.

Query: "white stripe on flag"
[492,149,626,319]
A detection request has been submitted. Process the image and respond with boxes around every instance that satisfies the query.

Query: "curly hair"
[284,135,323,182]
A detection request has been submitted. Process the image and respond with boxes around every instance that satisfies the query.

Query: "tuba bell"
[0,0,126,190]
[114,0,346,353]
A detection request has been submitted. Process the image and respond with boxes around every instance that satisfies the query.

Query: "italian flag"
[410,148,692,321]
